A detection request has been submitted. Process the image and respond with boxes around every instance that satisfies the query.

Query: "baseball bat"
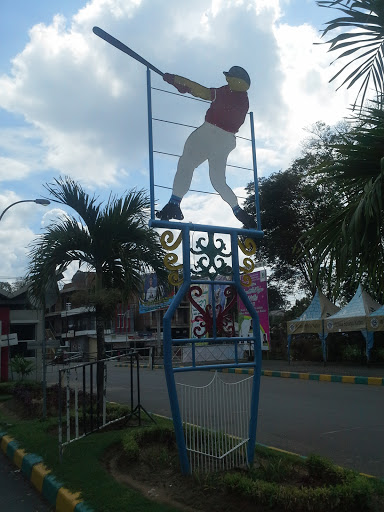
[92,26,164,77]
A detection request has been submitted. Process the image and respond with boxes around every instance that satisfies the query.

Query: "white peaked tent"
[287,289,340,362]
[366,304,384,358]
[325,284,382,361]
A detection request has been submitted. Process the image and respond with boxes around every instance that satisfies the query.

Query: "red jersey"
[205,85,249,133]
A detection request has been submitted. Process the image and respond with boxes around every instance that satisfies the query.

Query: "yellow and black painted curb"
[115,363,384,386]
[0,432,93,512]
[221,367,384,386]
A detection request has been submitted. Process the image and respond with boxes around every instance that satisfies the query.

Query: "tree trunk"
[95,305,106,422]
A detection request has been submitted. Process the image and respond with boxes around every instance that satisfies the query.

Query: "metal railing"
[58,350,155,460]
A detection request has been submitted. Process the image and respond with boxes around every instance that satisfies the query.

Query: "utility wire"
[152,86,210,103]
[154,183,247,200]
[152,118,252,142]
[153,150,253,171]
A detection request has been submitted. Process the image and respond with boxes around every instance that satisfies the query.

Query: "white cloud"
[271,22,355,168]
[0,0,367,282]
[0,0,287,190]
[181,185,247,229]
[40,207,69,227]
[0,191,49,280]
[0,157,30,181]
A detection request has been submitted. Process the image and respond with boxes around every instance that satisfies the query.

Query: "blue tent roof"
[295,289,339,321]
[370,304,384,317]
[327,284,381,320]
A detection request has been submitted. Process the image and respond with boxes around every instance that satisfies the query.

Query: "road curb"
[0,431,93,512]
[115,363,384,385]
[224,368,384,385]
[256,442,384,482]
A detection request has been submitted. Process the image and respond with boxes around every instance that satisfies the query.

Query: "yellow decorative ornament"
[168,271,183,287]
[238,237,257,287]
[238,237,257,256]
[161,230,182,250]
[161,230,183,286]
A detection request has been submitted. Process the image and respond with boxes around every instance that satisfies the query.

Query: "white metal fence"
[177,372,253,472]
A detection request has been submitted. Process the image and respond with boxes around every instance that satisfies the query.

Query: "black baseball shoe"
[234,208,257,229]
[156,202,184,221]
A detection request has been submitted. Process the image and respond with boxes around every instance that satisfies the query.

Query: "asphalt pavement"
[0,450,53,512]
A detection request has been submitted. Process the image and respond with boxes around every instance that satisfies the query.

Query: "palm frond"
[317,0,384,108]
[44,176,101,228]
[27,218,94,302]
[301,95,384,292]
[28,178,166,303]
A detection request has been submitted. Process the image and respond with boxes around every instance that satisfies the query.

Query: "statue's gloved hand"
[163,73,190,94]
[163,72,175,85]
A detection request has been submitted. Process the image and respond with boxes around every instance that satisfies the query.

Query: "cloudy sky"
[0,0,359,284]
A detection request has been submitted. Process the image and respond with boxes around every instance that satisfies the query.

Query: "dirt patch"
[104,443,200,512]
[102,441,271,512]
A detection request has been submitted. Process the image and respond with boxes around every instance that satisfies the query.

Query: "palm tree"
[317,0,384,109]
[28,176,166,401]
[302,97,384,295]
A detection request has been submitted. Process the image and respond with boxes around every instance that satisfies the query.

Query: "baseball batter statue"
[156,66,256,229]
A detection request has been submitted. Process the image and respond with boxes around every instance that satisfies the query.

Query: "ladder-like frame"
[145,69,264,474]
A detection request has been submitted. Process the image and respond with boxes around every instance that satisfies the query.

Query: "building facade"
[45,271,190,360]
[0,285,46,381]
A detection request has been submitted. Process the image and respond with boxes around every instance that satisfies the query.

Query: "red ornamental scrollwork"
[188,285,236,338]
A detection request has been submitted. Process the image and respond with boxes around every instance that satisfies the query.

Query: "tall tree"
[27,177,166,401]
[244,122,344,303]
[302,98,384,297]
[317,0,384,109]
[0,282,13,294]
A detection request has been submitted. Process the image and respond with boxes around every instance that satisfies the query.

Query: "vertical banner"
[238,270,270,350]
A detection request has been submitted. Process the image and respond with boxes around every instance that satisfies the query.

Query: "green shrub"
[121,422,175,462]
[342,345,361,362]
[306,454,352,486]
[10,355,34,380]
[250,457,294,483]
[0,382,16,395]
[105,402,130,421]
[223,471,373,512]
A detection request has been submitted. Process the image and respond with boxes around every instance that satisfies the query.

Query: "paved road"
[47,364,384,478]
[0,451,53,511]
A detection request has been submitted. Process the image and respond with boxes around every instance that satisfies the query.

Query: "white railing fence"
[177,372,253,473]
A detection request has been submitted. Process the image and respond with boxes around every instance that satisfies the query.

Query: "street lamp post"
[0,198,51,222]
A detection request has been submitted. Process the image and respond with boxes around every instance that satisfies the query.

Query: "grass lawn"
[0,394,179,512]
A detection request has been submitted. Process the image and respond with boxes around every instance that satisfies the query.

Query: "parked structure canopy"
[287,289,339,362]
[325,284,381,360]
